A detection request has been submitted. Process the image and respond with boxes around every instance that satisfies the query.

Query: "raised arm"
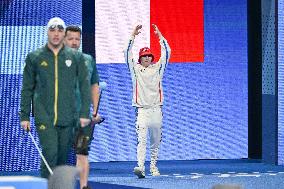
[153,24,171,77]
[123,25,142,77]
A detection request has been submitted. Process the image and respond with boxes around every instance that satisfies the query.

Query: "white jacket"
[124,35,171,108]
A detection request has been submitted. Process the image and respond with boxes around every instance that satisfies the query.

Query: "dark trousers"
[36,123,74,178]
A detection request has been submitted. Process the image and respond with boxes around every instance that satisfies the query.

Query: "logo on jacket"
[85,61,89,67]
[40,61,48,67]
[39,124,46,130]
[65,60,72,67]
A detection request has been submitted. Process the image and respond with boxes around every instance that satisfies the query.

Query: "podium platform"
[0,176,47,189]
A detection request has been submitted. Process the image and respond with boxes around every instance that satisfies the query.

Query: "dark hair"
[65,25,81,35]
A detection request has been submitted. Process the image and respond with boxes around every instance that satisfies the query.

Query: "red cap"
[138,47,154,63]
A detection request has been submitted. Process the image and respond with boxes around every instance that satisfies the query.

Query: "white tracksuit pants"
[136,106,162,168]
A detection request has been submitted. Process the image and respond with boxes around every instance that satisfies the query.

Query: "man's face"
[140,55,153,67]
[47,27,65,48]
[64,31,81,50]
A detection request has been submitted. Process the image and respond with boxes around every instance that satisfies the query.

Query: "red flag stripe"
[150,0,204,63]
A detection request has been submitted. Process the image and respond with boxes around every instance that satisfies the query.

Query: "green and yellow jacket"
[20,44,91,127]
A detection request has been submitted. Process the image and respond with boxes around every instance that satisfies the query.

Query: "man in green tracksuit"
[65,25,101,189]
[20,17,91,178]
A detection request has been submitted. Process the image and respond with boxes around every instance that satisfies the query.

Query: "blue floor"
[86,159,284,189]
[2,159,284,189]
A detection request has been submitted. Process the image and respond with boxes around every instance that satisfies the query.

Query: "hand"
[80,118,91,128]
[152,24,162,38]
[132,25,142,36]
[92,113,102,124]
[20,121,30,131]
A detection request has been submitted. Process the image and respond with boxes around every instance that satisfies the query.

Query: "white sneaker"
[150,166,160,176]
[133,167,145,178]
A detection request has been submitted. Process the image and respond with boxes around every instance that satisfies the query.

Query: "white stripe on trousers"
[136,106,162,168]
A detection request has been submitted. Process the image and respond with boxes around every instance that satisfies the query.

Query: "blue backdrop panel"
[0,0,82,171]
[0,0,248,171]
[278,0,284,165]
[0,0,81,26]
[91,63,247,161]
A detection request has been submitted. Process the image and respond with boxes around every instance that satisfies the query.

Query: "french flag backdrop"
[95,0,204,63]
[0,0,248,171]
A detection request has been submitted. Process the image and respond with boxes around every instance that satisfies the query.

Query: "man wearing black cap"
[124,24,171,178]
[20,17,91,178]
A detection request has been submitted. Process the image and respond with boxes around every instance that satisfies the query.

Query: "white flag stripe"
[95,0,150,63]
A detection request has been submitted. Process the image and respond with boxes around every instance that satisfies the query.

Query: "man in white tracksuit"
[124,24,171,178]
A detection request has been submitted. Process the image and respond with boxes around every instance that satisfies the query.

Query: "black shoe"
[133,167,145,179]
[82,186,91,189]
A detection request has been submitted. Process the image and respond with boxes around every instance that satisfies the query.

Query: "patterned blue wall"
[278,0,284,165]
[261,0,277,164]
[0,0,248,171]
[0,0,82,171]
[90,0,248,162]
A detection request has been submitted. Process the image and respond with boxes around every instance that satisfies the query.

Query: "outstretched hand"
[152,24,162,38]
[132,25,142,36]
[131,24,162,38]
